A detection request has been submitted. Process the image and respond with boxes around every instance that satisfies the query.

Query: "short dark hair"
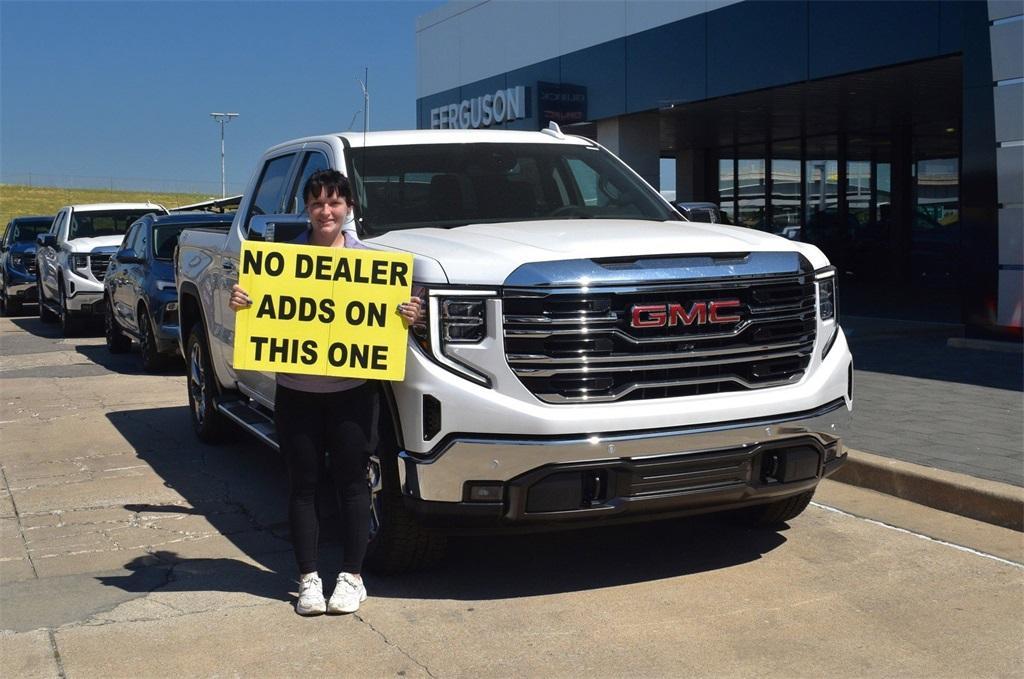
[304,169,352,205]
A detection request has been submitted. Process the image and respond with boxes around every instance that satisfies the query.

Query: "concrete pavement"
[1,314,1023,678]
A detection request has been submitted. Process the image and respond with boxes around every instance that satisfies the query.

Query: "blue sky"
[1,0,444,196]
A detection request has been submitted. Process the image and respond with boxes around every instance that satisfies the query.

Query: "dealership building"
[416,0,1023,336]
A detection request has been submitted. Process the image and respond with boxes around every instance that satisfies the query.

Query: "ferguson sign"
[430,86,527,129]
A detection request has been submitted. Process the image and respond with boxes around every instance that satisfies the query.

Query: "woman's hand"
[229,284,252,312]
[397,296,424,326]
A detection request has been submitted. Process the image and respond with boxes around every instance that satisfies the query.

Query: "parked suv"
[1,215,52,315]
[105,211,234,371]
[36,203,166,334]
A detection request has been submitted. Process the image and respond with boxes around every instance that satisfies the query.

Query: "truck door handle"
[222,260,235,271]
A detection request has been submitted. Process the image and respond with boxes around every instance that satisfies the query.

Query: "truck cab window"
[288,152,330,215]
[245,154,296,234]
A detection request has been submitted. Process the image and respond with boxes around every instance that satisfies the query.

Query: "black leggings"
[275,383,378,574]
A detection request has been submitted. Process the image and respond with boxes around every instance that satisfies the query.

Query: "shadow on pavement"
[844,315,1023,391]
[103,407,789,603]
[75,343,186,375]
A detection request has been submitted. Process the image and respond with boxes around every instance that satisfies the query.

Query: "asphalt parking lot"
[2,314,1022,678]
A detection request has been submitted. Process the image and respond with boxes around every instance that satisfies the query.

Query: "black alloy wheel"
[186,322,224,442]
[139,309,168,372]
[104,298,131,353]
[0,280,16,316]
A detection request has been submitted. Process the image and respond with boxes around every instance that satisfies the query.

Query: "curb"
[830,449,1024,532]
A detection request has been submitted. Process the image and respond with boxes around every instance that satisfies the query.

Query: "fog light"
[465,482,503,502]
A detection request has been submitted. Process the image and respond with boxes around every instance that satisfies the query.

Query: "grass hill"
[0,184,215,235]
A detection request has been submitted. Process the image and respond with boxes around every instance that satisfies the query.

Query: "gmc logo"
[630,300,742,328]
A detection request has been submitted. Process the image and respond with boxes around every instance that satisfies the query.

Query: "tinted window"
[288,152,331,214]
[346,143,678,236]
[9,219,52,242]
[153,224,192,260]
[245,154,296,232]
[122,224,141,252]
[69,211,153,239]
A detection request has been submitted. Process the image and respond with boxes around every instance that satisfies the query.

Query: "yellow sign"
[232,241,414,381]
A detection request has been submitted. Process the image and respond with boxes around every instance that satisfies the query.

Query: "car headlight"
[11,255,24,268]
[72,254,90,271]
[414,288,494,387]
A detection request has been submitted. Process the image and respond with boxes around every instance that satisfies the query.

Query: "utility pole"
[210,112,239,197]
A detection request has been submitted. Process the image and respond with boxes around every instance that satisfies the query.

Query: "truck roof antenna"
[542,121,565,139]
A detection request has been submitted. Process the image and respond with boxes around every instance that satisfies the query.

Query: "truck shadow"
[102,405,789,602]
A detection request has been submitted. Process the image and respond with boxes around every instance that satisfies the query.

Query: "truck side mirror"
[116,248,143,264]
[248,215,309,243]
[37,233,57,248]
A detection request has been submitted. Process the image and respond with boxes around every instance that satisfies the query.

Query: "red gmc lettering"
[709,300,742,324]
[668,303,706,326]
[631,304,666,327]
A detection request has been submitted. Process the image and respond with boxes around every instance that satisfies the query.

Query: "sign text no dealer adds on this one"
[232,241,414,381]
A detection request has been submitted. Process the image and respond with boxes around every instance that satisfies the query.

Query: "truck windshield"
[10,219,52,242]
[346,142,679,236]
[70,211,154,239]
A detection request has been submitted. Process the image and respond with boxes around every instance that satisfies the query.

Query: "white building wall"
[416,0,741,98]
[989,1,1023,329]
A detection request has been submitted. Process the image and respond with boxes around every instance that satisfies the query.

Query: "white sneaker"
[295,572,326,616]
[327,572,367,614]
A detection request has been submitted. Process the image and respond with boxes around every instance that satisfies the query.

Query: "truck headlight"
[818,274,837,322]
[72,254,90,272]
[414,288,494,387]
[11,255,24,268]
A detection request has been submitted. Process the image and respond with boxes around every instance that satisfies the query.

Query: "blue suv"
[104,211,233,371]
[1,215,53,315]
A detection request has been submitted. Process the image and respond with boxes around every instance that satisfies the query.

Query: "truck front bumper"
[399,397,850,531]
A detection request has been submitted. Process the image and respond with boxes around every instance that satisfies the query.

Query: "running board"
[217,399,280,452]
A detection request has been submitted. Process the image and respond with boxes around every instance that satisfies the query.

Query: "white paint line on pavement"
[810,501,1024,568]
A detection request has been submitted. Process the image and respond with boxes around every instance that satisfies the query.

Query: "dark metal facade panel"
[626,18,707,113]
[503,58,561,130]
[561,38,627,122]
[706,1,809,99]
[808,1,945,80]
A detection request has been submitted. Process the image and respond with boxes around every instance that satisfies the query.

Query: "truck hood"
[65,236,124,253]
[369,219,829,285]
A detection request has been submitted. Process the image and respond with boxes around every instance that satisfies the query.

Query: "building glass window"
[736,150,765,229]
[846,160,872,226]
[771,157,801,239]
[718,157,735,222]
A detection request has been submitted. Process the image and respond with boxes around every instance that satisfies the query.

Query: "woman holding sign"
[230,170,422,616]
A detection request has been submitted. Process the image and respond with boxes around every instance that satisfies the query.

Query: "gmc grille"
[503,274,817,404]
[90,254,112,281]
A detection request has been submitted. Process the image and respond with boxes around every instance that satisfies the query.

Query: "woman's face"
[307,188,349,234]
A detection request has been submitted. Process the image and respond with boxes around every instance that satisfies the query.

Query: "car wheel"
[735,489,815,527]
[187,322,224,443]
[139,309,168,372]
[104,298,131,353]
[363,444,446,574]
[0,281,17,316]
[38,282,57,323]
[59,282,78,336]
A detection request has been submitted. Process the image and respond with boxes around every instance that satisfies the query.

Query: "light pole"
[210,112,239,197]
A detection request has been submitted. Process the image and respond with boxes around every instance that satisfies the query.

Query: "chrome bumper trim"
[400,398,851,502]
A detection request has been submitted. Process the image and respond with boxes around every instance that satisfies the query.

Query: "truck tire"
[59,282,79,337]
[38,282,57,323]
[104,299,131,353]
[1,281,22,316]
[737,489,815,527]
[363,453,446,574]
[186,322,225,443]
[140,310,168,372]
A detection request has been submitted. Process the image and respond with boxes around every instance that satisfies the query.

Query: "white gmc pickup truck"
[175,128,853,572]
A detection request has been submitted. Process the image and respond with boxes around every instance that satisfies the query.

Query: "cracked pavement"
[2,315,1023,678]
